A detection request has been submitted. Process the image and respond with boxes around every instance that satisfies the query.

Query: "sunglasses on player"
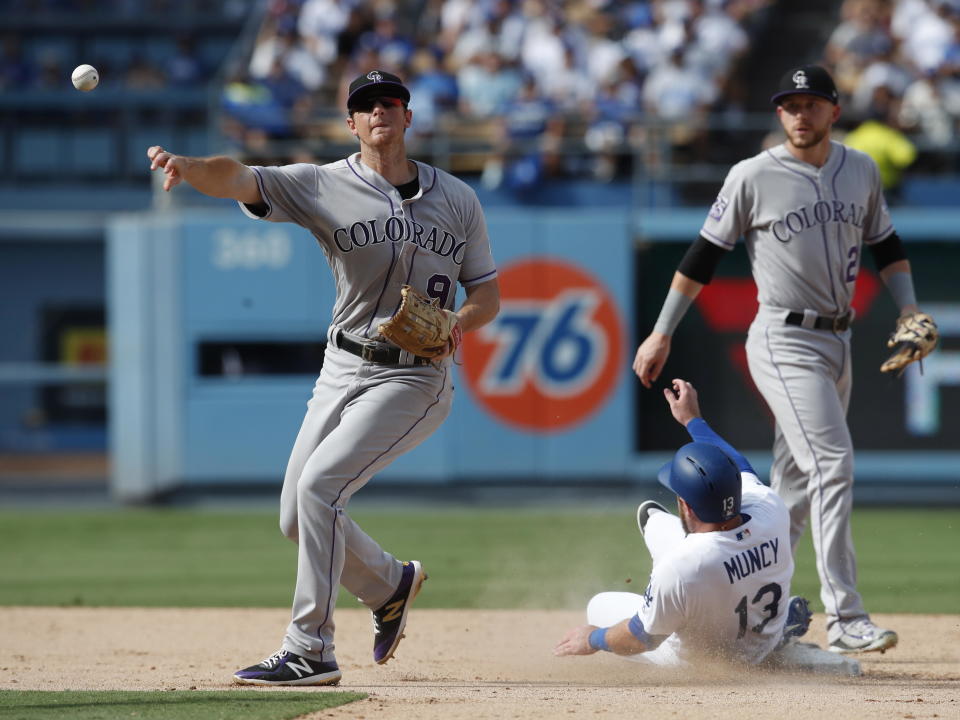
[349,95,407,113]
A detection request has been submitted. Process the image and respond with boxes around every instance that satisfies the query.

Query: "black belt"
[335,330,432,366]
[784,311,851,332]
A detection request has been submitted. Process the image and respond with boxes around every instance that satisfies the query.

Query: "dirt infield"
[2,608,957,719]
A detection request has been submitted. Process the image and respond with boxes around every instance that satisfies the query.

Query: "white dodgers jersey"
[637,474,794,664]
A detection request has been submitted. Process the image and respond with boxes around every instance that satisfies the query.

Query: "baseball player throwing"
[633,65,929,653]
[554,379,842,669]
[148,70,499,685]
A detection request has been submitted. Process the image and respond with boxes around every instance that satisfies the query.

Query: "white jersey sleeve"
[700,159,753,250]
[636,561,686,639]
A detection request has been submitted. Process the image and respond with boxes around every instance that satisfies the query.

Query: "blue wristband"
[588,627,610,652]
[628,614,652,645]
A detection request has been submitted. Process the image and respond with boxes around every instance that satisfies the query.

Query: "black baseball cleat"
[636,501,668,536]
[373,560,427,664]
[233,649,341,686]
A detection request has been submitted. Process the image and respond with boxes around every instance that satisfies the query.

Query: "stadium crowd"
[820,0,960,191]
[3,0,959,189]
[221,0,770,184]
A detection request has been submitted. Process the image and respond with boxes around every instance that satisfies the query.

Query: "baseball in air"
[71,64,99,91]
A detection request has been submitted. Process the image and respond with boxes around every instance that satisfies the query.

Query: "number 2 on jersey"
[734,582,782,639]
[845,246,859,283]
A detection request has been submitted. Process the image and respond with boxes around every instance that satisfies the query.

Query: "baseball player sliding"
[555,378,857,673]
[148,70,500,685]
[634,65,936,654]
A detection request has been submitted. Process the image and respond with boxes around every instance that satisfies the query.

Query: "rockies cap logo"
[367,71,383,82]
[792,70,809,89]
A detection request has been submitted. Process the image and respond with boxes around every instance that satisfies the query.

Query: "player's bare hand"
[553,625,600,657]
[663,378,701,426]
[633,332,671,389]
[147,145,185,192]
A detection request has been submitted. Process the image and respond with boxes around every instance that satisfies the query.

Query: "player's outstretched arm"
[553,619,649,657]
[664,378,754,474]
[146,146,262,204]
[633,272,703,388]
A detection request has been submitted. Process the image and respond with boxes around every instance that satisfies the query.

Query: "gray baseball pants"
[277,344,452,662]
[746,305,866,639]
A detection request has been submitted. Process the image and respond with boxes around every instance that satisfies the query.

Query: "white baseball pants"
[585,509,685,667]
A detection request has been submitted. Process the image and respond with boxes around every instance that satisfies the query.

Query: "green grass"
[0,508,956,613]
[0,690,364,720]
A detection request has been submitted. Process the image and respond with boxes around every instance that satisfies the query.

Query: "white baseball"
[72,64,99,91]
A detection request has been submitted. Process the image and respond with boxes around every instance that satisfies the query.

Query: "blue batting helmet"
[657,442,741,523]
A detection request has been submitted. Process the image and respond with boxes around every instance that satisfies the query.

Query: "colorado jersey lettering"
[701,141,892,316]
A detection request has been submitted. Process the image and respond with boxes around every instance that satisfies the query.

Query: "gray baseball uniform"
[700,140,893,640]
[241,152,496,663]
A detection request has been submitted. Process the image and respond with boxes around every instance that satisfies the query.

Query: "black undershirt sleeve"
[867,232,908,271]
[677,234,728,284]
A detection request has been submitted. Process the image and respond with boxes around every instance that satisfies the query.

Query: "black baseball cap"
[347,70,410,109]
[770,65,839,105]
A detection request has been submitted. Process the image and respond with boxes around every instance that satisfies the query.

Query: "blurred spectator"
[356,11,414,69]
[826,0,893,94]
[0,35,35,90]
[481,74,565,191]
[35,50,67,89]
[896,0,956,74]
[899,69,954,145]
[407,48,459,135]
[298,0,353,59]
[585,75,641,181]
[167,35,206,86]
[843,89,917,194]
[849,43,914,116]
[456,51,523,118]
[125,53,167,89]
[250,19,328,92]
[536,43,594,112]
[643,47,715,121]
[221,68,294,140]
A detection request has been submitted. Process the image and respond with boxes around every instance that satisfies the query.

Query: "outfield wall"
[104,207,960,502]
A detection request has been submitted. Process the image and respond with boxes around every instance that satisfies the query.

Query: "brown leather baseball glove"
[880,311,939,375]
[379,285,460,358]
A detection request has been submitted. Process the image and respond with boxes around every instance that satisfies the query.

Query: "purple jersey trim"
[700,227,736,249]
[766,148,840,313]
[348,155,400,337]
[346,155,396,215]
[830,144,847,197]
[461,269,498,285]
[364,239,399,338]
[866,226,894,243]
[245,167,272,218]
[331,365,449,510]
[421,164,438,196]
